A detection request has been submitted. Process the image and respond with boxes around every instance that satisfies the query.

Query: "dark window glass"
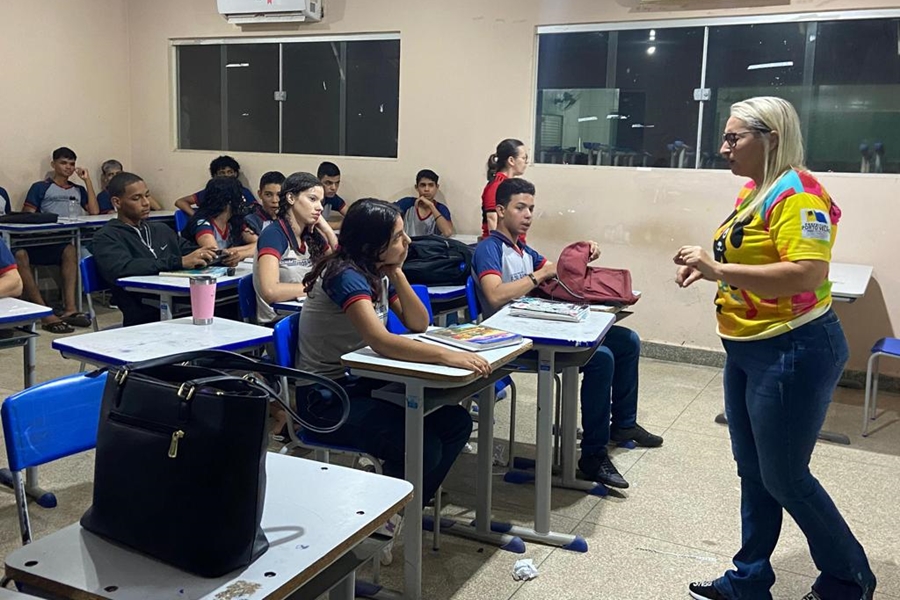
[345,40,400,158]
[224,44,279,153]
[282,42,341,155]
[178,45,222,151]
[702,22,809,170]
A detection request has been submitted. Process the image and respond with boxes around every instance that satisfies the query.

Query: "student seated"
[0,239,24,298]
[242,171,285,244]
[253,172,336,325]
[16,147,98,333]
[0,185,10,215]
[316,161,348,225]
[296,199,487,559]
[97,159,162,214]
[93,172,216,326]
[395,169,453,237]
[472,177,663,489]
[181,177,256,266]
[174,155,256,216]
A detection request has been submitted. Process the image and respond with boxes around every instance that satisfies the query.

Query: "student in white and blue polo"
[472,177,662,491]
[0,186,10,215]
[243,171,285,243]
[182,177,256,265]
[394,169,454,238]
[0,239,23,298]
[316,161,348,222]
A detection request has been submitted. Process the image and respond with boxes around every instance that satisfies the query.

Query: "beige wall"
[0,0,131,205]
[0,0,893,369]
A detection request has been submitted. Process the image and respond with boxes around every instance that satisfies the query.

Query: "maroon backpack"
[534,241,640,306]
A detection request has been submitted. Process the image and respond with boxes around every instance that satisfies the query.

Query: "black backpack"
[402,235,473,286]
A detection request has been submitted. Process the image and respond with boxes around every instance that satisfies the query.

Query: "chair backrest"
[2,372,108,472]
[79,255,108,294]
[237,274,257,322]
[386,284,433,334]
[465,276,482,323]
[272,312,300,368]
[174,209,189,233]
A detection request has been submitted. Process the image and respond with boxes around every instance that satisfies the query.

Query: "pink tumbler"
[189,275,216,325]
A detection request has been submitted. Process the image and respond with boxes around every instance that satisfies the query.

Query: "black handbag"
[80,350,350,578]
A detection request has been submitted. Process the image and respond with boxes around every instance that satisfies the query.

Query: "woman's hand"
[587,241,601,262]
[440,350,492,378]
[675,265,705,288]
[221,249,241,267]
[379,263,405,284]
[674,246,720,281]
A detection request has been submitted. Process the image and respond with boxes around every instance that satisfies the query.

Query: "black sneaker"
[611,424,663,448]
[578,453,629,488]
[688,581,728,600]
[800,592,821,600]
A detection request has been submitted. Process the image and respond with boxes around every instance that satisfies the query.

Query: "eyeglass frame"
[722,127,772,149]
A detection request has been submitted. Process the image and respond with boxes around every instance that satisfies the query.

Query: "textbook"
[509,297,589,322]
[421,324,523,352]
[158,266,231,278]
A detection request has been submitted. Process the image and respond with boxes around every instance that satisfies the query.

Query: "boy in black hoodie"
[93,172,215,326]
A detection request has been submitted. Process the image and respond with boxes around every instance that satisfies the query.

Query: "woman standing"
[481,138,528,239]
[675,97,875,600]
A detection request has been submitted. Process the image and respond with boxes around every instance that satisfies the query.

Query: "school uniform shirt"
[187,218,232,250]
[395,197,451,237]
[713,169,839,341]
[24,179,89,216]
[321,194,346,220]
[0,238,18,275]
[472,230,546,318]
[252,219,317,324]
[192,186,257,207]
[297,267,395,380]
[96,190,116,214]
[243,204,276,237]
[0,186,10,215]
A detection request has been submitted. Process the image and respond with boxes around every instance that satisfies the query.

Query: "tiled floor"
[1,306,898,599]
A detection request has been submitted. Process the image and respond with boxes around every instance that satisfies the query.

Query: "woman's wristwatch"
[527,273,539,287]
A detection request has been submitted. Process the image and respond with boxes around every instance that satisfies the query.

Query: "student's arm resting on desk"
[472,239,556,313]
[94,227,214,280]
[147,194,163,211]
[256,254,306,304]
[174,195,196,216]
[345,297,491,376]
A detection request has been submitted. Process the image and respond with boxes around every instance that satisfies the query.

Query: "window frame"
[170,32,401,157]
[533,8,900,172]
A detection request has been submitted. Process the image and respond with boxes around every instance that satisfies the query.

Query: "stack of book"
[509,297,589,322]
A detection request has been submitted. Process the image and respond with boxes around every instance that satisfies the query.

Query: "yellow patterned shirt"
[713,169,839,340]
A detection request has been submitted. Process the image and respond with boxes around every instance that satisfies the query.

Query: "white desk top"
[117,264,252,294]
[0,298,53,326]
[0,212,175,232]
[482,304,616,348]
[342,335,532,383]
[5,453,413,600]
[427,285,466,300]
[830,262,873,299]
[52,317,273,366]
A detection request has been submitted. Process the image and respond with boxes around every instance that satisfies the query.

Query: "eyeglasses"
[722,129,770,149]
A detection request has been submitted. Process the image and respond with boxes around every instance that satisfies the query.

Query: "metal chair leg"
[432,484,442,551]
[13,469,33,545]
[507,380,517,469]
[863,352,881,436]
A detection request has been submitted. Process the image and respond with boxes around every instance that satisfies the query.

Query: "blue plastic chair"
[1,372,108,545]
[386,284,432,335]
[237,274,257,323]
[79,256,106,334]
[174,209,189,233]
[863,337,900,436]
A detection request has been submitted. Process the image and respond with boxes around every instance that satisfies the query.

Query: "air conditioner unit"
[217,0,323,26]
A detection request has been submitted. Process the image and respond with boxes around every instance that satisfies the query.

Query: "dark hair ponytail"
[486,138,524,181]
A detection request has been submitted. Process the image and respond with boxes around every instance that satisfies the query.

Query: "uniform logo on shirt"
[800,209,831,241]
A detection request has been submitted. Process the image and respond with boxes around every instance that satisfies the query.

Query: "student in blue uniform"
[253,171,336,324]
[316,161,348,223]
[97,159,162,214]
[0,239,23,298]
[243,171,285,244]
[472,177,662,489]
[17,147,97,333]
[174,155,256,216]
[181,177,256,265]
[394,169,453,237]
[296,199,487,561]
[0,186,10,215]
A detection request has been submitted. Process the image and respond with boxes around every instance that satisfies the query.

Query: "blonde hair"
[730,96,806,222]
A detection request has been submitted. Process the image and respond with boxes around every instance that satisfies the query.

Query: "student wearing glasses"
[675,96,875,600]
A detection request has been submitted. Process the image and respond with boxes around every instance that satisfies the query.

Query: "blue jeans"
[298,377,473,507]
[579,325,641,456]
[715,310,874,600]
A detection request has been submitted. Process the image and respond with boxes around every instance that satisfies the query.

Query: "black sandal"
[41,321,75,334]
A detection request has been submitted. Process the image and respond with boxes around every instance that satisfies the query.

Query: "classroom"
[0,1,898,599]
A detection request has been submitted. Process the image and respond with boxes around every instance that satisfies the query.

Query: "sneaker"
[611,424,663,448]
[375,513,403,566]
[800,592,821,600]
[578,453,629,488]
[688,581,728,600]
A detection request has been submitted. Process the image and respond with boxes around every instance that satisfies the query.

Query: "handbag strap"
[109,350,351,435]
